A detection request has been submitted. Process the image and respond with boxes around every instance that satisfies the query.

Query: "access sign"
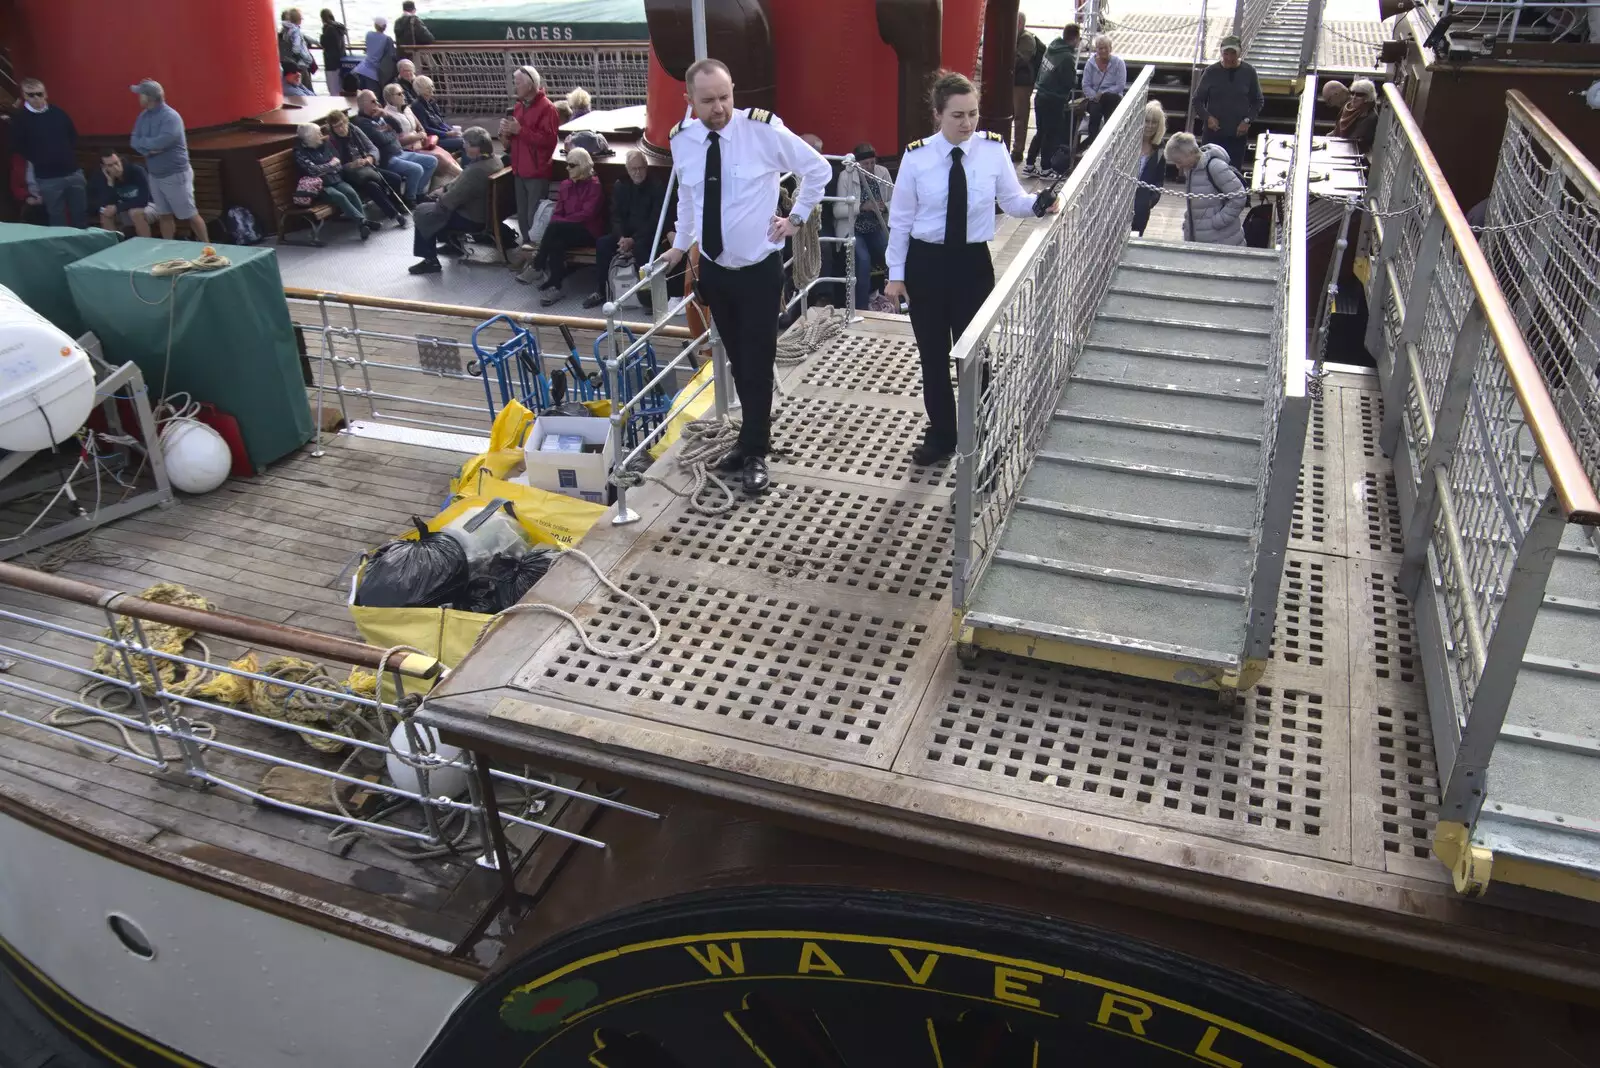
[419,1,648,42]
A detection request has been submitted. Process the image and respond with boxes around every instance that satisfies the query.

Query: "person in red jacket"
[525,147,604,307]
[499,65,559,249]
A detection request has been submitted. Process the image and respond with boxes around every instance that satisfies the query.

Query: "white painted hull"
[0,809,475,1068]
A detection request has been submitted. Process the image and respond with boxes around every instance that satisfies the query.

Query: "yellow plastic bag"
[650,361,716,460]
[459,470,606,548]
[488,399,534,453]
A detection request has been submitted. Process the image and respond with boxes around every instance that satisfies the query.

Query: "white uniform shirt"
[886,131,1037,282]
[670,108,833,269]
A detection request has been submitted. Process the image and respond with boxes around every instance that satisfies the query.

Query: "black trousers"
[533,221,596,286]
[1028,92,1068,168]
[698,252,783,456]
[1085,92,1122,144]
[904,238,995,446]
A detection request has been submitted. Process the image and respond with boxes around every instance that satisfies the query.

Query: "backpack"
[225,206,261,245]
[277,25,308,74]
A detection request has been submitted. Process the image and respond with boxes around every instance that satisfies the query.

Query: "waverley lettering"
[504,25,577,40]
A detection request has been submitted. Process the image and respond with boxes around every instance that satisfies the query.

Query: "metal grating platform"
[426,301,1524,964]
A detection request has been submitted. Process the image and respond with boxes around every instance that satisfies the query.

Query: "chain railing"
[951,66,1154,608]
[1361,82,1600,831]
[1481,90,1600,495]
[1243,77,1313,661]
[410,43,650,117]
[0,562,656,877]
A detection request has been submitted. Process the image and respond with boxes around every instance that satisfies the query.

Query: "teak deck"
[421,314,1600,997]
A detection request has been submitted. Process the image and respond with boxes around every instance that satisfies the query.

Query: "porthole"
[106,914,155,960]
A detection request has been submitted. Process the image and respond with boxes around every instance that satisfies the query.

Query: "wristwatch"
[788,212,805,229]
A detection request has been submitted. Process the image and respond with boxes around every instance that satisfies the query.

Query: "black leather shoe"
[911,437,956,466]
[741,455,770,494]
[715,449,746,473]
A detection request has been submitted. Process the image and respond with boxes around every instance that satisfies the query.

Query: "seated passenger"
[352,88,437,205]
[585,149,666,310]
[325,110,405,227]
[527,146,604,307]
[88,150,156,237]
[409,125,497,275]
[384,82,460,178]
[409,76,464,155]
[294,122,372,239]
[1081,34,1127,144]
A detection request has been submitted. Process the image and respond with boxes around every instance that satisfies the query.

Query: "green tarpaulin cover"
[421,0,647,41]
[65,239,313,470]
[0,224,119,338]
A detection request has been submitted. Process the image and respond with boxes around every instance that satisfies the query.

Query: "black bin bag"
[355,518,470,608]
[462,548,557,615]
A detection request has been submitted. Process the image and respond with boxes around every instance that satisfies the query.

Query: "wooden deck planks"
[0,430,496,948]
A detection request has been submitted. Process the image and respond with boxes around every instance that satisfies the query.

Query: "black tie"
[945,146,967,246]
[703,131,724,261]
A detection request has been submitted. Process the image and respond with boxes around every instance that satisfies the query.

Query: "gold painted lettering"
[797,941,844,976]
[684,942,745,976]
[1195,1026,1244,1067]
[993,966,1045,1008]
[888,948,940,986]
[1095,993,1153,1036]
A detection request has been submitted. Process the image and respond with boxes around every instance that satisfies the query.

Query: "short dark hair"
[1063,22,1081,37]
[402,1,416,10]
[99,148,120,161]
[929,70,976,115]
[852,142,876,161]
[685,58,732,91]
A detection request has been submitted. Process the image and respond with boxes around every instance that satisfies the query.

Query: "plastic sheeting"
[0,223,118,338]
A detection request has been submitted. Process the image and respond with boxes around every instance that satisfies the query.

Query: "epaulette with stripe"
[747,108,775,124]
[669,121,684,138]
[980,130,1006,142]
[905,138,928,151]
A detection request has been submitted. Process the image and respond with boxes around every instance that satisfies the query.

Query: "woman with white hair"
[1336,79,1380,154]
[566,87,592,119]
[501,65,559,246]
[1164,131,1245,246]
[382,82,461,178]
[410,75,464,155]
[1080,34,1127,144]
[525,147,605,306]
[352,16,397,95]
[293,122,373,238]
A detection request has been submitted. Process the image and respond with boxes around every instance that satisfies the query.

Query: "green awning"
[421,1,648,42]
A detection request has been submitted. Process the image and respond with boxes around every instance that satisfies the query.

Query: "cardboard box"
[523,415,614,504]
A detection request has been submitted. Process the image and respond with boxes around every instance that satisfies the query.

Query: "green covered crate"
[64,239,313,470]
[0,223,119,338]
[421,0,647,41]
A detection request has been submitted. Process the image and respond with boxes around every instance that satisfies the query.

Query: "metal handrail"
[284,287,690,339]
[1380,82,1600,524]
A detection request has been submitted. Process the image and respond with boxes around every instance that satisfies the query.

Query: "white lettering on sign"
[504,25,578,41]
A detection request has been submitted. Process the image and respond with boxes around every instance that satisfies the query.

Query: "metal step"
[1111,263,1278,303]
[1099,292,1276,333]
[1041,417,1262,480]
[1018,454,1258,528]
[1123,239,1280,278]
[1077,345,1269,395]
[1001,504,1254,586]
[1059,379,1266,435]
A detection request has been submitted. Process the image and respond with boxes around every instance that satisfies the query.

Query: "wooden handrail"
[282,287,692,339]
[0,562,441,680]
[1505,90,1600,206]
[1381,83,1600,525]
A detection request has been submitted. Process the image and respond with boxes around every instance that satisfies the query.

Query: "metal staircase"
[1237,0,1324,91]
[950,72,1315,695]
[962,241,1282,688]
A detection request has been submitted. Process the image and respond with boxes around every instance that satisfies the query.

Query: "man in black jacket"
[394,1,435,48]
[12,79,86,226]
[1024,23,1080,178]
[584,150,667,310]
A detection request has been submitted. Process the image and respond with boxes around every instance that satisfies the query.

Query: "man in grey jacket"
[1192,35,1262,168]
[129,80,207,241]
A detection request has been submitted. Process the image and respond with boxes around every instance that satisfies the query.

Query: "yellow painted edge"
[965,624,1241,692]
[1436,820,1600,903]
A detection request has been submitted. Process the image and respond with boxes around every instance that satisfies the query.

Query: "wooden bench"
[74,149,224,232]
[259,148,337,246]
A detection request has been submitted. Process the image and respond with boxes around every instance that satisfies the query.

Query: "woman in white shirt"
[885,70,1058,465]
[382,82,461,179]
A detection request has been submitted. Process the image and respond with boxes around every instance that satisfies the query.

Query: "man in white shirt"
[663,58,831,495]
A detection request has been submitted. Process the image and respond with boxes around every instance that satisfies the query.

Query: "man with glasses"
[11,79,86,227]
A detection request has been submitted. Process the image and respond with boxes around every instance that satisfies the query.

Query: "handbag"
[292,175,323,208]
[528,199,556,245]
